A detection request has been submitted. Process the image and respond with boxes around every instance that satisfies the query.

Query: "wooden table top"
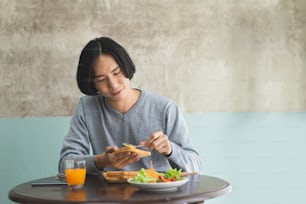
[9,174,231,204]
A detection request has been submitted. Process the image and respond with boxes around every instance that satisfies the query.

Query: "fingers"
[107,151,140,169]
[144,131,172,156]
[100,146,141,169]
[105,146,118,153]
[116,152,140,169]
[102,132,173,170]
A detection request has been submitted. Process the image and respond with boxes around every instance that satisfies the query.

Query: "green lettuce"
[131,168,183,183]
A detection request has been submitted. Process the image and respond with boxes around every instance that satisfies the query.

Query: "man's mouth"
[112,89,121,96]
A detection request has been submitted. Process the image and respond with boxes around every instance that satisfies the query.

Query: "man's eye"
[95,78,105,83]
[114,70,121,76]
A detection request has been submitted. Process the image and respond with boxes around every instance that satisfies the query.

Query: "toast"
[102,171,138,183]
[113,146,151,157]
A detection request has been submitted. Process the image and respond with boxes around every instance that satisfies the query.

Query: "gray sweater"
[59,90,203,174]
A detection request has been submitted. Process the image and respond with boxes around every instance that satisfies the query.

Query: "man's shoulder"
[141,90,177,108]
[142,90,171,103]
[79,95,103,106]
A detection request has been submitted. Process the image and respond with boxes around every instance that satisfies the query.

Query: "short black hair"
[76,37,136,95]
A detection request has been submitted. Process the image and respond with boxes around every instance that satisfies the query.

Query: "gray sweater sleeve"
[164,102,203,174]
[58,98,101,175]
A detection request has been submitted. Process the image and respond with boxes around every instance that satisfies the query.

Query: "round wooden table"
[9,174,231,204]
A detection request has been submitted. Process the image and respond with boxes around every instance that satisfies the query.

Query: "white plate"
[127,178,189,192]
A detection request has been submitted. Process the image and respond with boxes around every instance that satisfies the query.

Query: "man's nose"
[107,77,118,90]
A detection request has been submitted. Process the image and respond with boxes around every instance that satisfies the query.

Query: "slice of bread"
[102,171,138,183]
[114,146,151,157]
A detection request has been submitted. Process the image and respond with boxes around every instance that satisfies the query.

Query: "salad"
[130,168,184,183]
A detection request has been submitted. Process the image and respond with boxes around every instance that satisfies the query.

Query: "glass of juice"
[65,159,86,190]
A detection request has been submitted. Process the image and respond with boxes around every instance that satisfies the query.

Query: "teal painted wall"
[1,113,306,204]
[185,113,306,204]
[0,117,70,204]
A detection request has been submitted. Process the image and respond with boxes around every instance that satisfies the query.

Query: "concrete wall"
[1,0,305,117]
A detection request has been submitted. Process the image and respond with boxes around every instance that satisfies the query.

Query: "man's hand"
[94,146,140,170]
[140,131,172,156]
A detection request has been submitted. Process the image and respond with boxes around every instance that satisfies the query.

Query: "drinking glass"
[65,159,86,190]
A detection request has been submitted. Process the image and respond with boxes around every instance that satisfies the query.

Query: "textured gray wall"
[1,0,305,117]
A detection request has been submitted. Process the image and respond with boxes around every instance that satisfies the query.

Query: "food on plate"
[130,168,184,183]
[102,171,139,183]
[114,145,151,157]
[102,161,192,184]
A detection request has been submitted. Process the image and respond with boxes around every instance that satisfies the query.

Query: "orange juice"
[65,168,86,186]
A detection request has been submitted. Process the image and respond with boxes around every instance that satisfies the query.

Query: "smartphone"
[31,177,67,186]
